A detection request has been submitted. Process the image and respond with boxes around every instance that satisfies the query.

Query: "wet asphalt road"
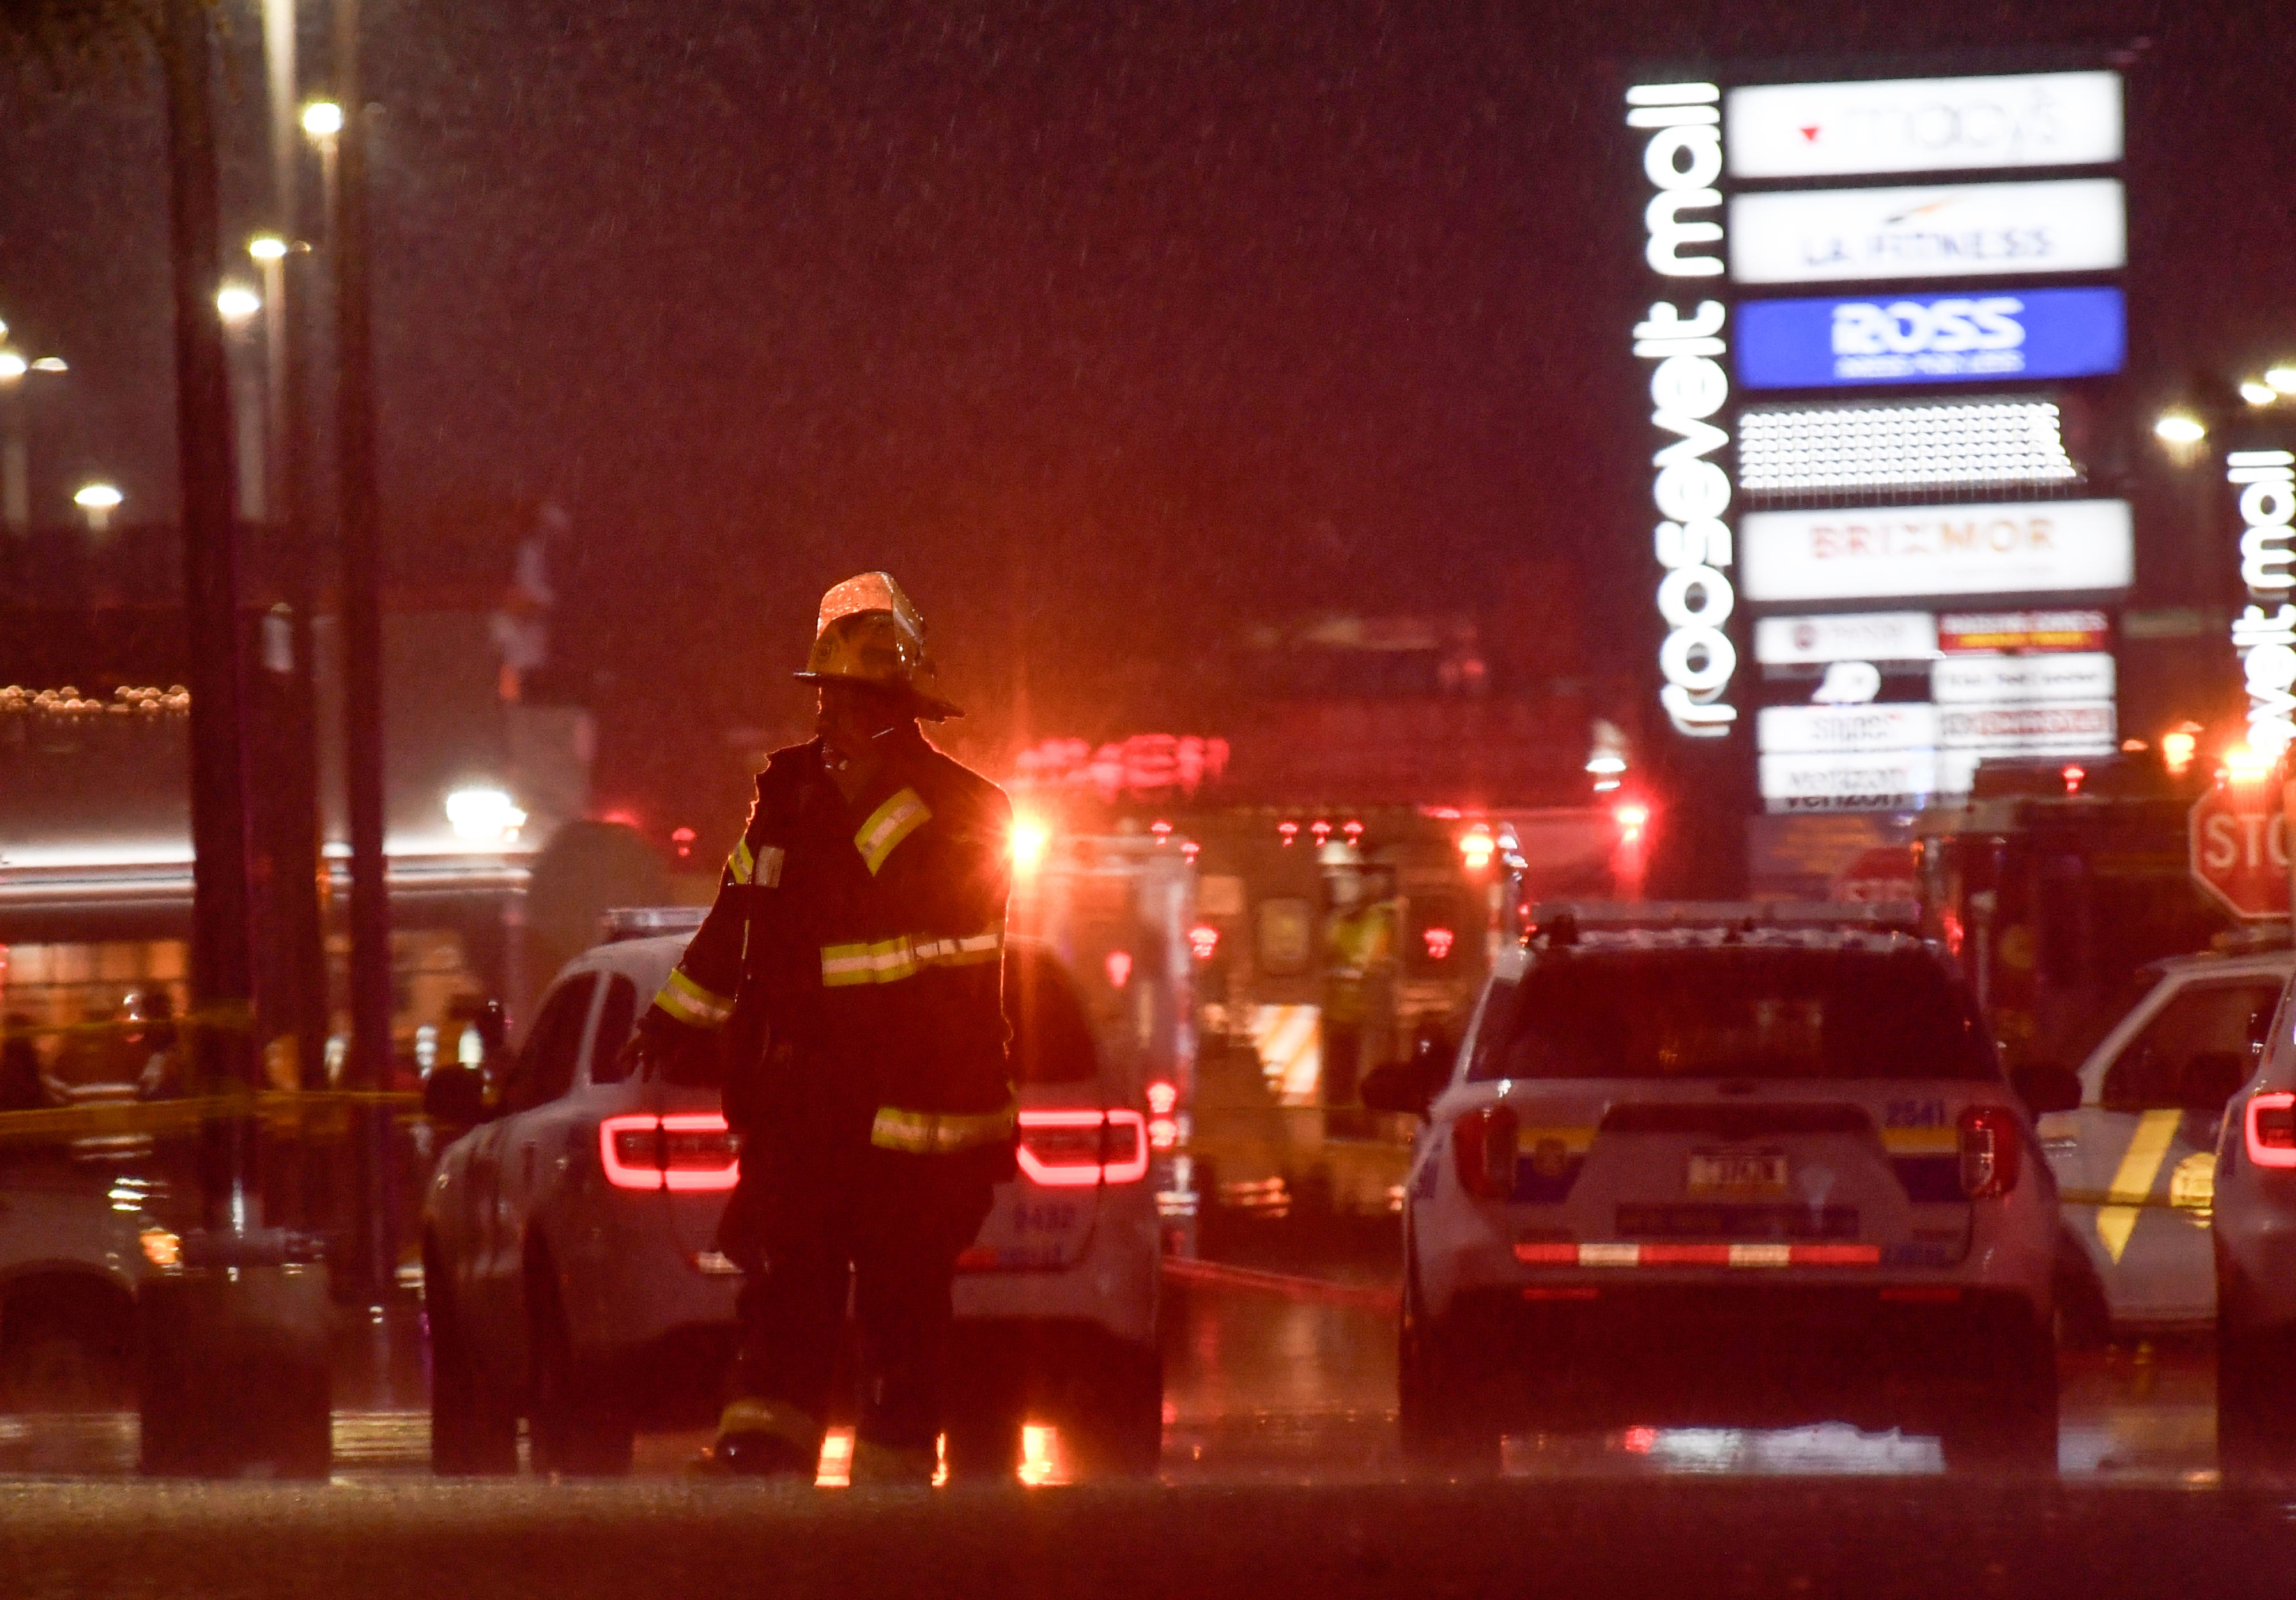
[1,1272,2289,1598]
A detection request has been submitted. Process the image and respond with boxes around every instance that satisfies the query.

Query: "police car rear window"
[1471,948,1997,1083]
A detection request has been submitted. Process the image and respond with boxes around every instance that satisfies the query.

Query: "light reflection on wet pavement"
[0,1277,2227,1486]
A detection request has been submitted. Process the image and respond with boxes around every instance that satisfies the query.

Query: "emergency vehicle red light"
[1187,924,1220,960]
[1016,1109,1150,1186]
[2246,1092,2296,1168]
[1422,926,1455,960]
[599,1112,740,1191]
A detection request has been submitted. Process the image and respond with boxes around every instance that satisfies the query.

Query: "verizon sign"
[1729,179,2126,285]
[1740,499,2134,604]
[1759,749,1937,811]
[1725,71,2123,180]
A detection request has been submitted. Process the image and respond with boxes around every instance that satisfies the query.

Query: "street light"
[2155,413,2208,445]
[216,284,262,324]
[0,333,66,532]
[2241,381,2279,407]
[248,234,288,264]
[2268,367,2296,395]
[74,481,122,535]
[299,98,342,137]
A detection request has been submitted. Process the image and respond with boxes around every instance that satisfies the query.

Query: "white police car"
[420,913,1162,1476]
[2207,957,2296,1471]
[2040,948,2291,1343]
[1366,903,2062,1470]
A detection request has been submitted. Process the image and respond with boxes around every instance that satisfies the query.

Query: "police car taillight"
[1454,1105,1517,1200]
[1957,1105,2021,1199]
[599,1113,741,1191]
[1016,1109,1150,1187]
[2245,1093,2296,1168]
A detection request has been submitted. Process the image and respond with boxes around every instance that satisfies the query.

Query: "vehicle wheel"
[942,1384,1024,1482]
[525,1251,633,1476]
[2216,1264,2296,1478]
[2052,1232,2111,1353]
[0,1280,132,1412]
[426,1247,517,1476]
[1063,1338,1163,1478]
[1937,1321,2057,1474]
[1397,1279,1500,1475]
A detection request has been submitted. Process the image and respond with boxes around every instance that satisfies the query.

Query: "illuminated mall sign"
[1725,71,2123,180]
[1753,611,1939,666]
[1630,79,1737,739]
[1737,397,2078,494]
[1729,179,2126,284]
[1739,498,2134,604]
[1736,287,2125,389]
[2228,449,2296,754]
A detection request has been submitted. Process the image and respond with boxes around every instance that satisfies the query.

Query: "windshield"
[1472,947,1999,1083]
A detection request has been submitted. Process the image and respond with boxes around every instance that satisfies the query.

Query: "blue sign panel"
[1736,287,2125,390]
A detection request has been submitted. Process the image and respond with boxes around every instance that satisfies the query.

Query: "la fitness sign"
[1630,80,1737,738]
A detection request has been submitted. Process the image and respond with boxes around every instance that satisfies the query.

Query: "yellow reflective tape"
[819,927,1003,987]
[656,967,736,1028]
[728,838,755,885]
[868,1101,1016,1155]
[854,787,932,876]
[2096,1108,2182,1264]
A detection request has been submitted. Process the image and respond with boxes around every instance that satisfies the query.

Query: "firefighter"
[633,573,1013,1482]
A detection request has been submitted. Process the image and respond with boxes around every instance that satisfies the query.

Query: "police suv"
[420,911,1163,1476]
[1366,903,2062,1470]
[2207,953,2296,1471]
[2040,947,2291,1342]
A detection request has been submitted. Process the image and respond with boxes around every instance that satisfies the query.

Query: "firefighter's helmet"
[794,572,962,719]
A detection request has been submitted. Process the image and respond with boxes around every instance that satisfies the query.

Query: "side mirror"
[2010,1061,2082,1117]
[422,1062,491,1126]
[1362,1056,1445,1119]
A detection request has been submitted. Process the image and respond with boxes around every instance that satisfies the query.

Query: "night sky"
[1,0,2290,813]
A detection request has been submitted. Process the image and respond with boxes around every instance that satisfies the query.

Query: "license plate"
[1687,1149,1789,1198]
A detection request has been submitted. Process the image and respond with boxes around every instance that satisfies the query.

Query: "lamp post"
[217,284,266,522]
[72,480,122,536]
[0,338,68,533]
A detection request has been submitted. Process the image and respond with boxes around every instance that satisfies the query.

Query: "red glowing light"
[1187,923,1221,961]
[1146,1081,1179,1115]
[2061,764,2086,795]
[671,825,697,861]
[1310,820,1332,845]
[1180,840,1200,863]
[599,1112,740,1192]
[1278,821,1299,845]
[1015,1108,1151,1186]
[1613,802,1649,840]
[1148,1117,1179,1150]
[1421,926,1456,960]
[1621,1426,1659,1455]
[1105,949,1133,989]
[1343,820,1363,842]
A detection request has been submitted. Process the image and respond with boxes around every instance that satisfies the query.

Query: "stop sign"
[2190,786,2291,920]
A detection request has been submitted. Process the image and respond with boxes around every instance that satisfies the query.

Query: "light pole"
[217,284,265,522]
[73,480,122,536]
[249,236,289,519]
[0,336,68,533]
[302,99,342,248]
